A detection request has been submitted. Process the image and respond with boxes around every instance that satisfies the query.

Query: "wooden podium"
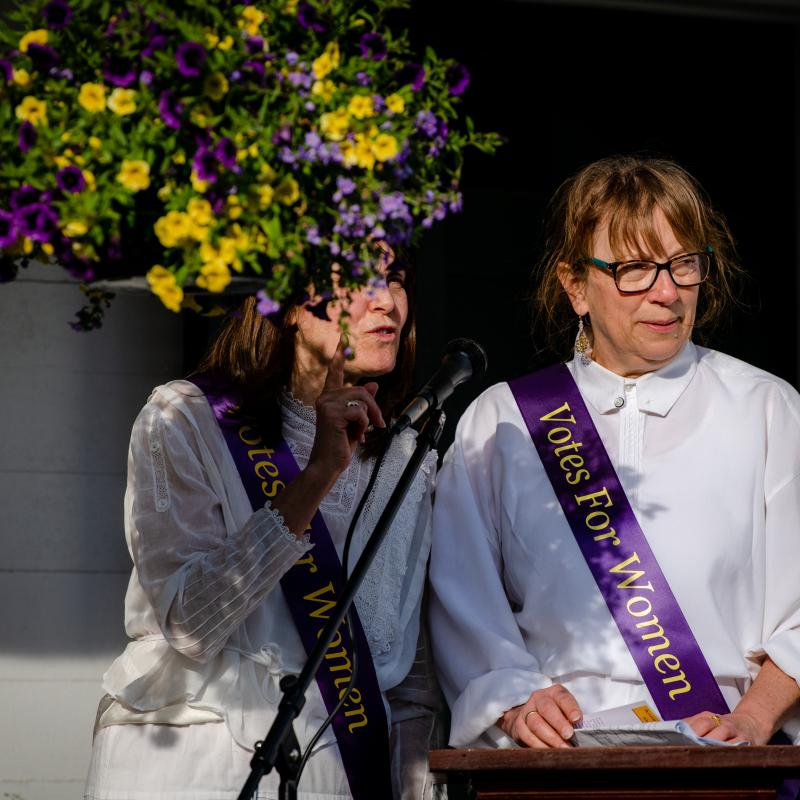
[430,746,800,799]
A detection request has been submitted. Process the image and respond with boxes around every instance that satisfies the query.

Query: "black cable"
[294,432,394,786]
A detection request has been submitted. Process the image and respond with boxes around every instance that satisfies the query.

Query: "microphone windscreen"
[445,338,488,381]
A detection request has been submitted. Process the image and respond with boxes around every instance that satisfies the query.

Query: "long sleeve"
[428,388,552,746]
[127,392,311,663]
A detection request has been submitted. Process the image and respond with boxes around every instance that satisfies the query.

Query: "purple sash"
[508,362,728,720]
[191,376,391,798]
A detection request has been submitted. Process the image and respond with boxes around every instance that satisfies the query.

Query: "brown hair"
[194,253,417,457]
[533,155,744,355]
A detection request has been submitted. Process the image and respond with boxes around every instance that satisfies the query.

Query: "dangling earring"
[575,316,591,366]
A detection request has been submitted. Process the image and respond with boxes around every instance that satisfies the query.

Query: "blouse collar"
[569,340,698,418]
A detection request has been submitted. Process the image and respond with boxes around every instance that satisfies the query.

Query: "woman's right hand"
[497,685,583,748]
[306,340,386,488]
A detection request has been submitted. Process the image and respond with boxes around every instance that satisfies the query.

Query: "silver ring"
[346,400,361,408]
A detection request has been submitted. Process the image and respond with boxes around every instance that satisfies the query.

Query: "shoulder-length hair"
[533,154,745,356]
[193,254,417,458]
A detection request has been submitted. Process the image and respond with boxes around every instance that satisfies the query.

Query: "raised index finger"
[323,338,345,392]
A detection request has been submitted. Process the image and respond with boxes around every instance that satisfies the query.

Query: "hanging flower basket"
[0,0,500,330]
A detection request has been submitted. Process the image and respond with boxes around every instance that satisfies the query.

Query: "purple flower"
[449,193,463,213]
[103,56,137,87]
[242,60,265,82]
[18,121,36,153]
[192,148,218,182]
[10,185,45,210]
[176,41,206,78]
[56,165,85,194]
[446,63,470,96]
[356,71,370,86]
[359,32,387,61]
[159,90,183,129]
[139,69,153,85]
[415,110,438,138]
[43,0,72,30]
[379,192,411,222]
[256,289,281,317]
[396,62,425,92]
[305,226,322,245]
[287,70,311,88]
[0,210,17,248]
[214,137,237,169]
[16,203,59,242]
[297,2,327,32]
[333,175,356,203]
[141,34,167,59]
[271,125,292,145]
[285,50,299,65]
[246,36,266,54]
[27,43,59,72]
[0,59,13,83]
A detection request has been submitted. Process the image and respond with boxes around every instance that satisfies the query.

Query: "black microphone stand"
[237,408,446,800]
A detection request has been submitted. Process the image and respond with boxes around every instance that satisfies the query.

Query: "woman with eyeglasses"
[429,155,800,752]
[84,246,443,800]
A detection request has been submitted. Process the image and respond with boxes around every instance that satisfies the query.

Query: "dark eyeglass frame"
[579,250,712,294]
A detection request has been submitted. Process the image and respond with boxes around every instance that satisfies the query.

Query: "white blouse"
[100,380,436,756]
[429,343,800,747]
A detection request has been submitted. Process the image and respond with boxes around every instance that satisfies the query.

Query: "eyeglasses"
[581,251,712,293]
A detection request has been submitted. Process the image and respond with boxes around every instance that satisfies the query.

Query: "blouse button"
[614,396,625,408]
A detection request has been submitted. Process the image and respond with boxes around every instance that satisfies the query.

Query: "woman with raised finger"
[84,247,442,800]
[429,155,800,752]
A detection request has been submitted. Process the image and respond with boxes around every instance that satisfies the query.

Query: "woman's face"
[562,207,699,378]
[294,248,409,381]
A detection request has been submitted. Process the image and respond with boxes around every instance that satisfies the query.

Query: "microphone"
[392,338,488,433]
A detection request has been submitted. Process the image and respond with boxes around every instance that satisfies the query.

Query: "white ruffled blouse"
[99,380,436,755]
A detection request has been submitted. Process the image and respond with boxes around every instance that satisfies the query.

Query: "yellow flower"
[341,134,375,170]
[187,198,213,226]
[107,88,136,116]
[12,68,30,87]
[385,93,405,114]
[172,152,186,165]
[15,96,47,126]
[347,95,374,120]
[312,80,336,103]
[147,266,184,312]
[190,104,211,127]
[82,170,96,190]
[42,242,54,255]
[371,133,399,162]
[117,159,150,192]
[205,31,220,48]
[204,72,229,102]
[154,211,192,247]
[312,42,340,80]
[319,107,349,141]
[259,163,277,183]
[226,195,242,220]
[274,177,300,205]
[23,238,33,254]
[248,143,259,158]
[190,170,209,194]
[63,220,88,237]
[19,29,47,52]
[196,260,232,292]
[218,35,234,51]
[239,6,266,36]
[88,136,102,150]
[283,0,298,12]
[257,184,274,208]
[78,83,107,113]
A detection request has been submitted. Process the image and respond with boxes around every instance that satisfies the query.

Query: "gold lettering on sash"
[662,671,692,699]
[296,552,318,573]
[247,446,275,460]
[345,705,368,732]
[610,553,655,592]
[575,487,613,509]
[303,582,338,619]
[238,425,261,445]
[636,615,671,656]
[539,402,577,424]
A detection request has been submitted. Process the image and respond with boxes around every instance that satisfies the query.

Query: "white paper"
[573,701,748,747]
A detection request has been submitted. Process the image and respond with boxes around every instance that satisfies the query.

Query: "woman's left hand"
[684,710,768,745]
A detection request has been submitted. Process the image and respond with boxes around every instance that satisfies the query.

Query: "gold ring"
[710,713,722,727]
[525,709,539,725]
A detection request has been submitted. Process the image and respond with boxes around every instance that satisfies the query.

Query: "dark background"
[396,0,800,452]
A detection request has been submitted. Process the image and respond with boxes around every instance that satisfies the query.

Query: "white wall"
[0,262,183,800]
